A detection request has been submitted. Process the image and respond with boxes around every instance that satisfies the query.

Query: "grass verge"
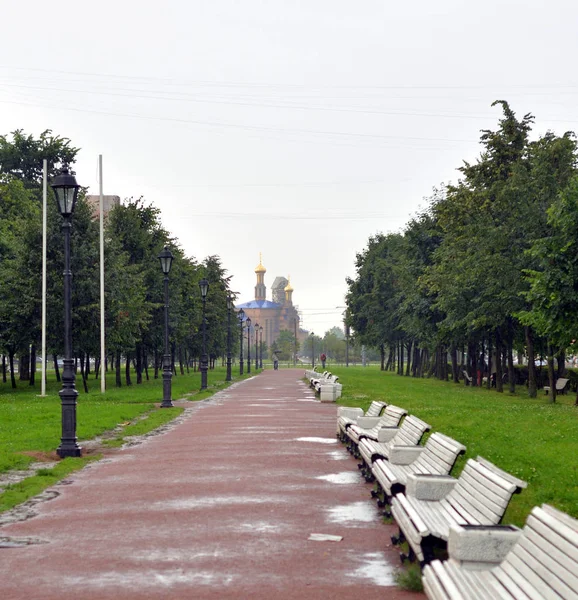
[331,366,578,525]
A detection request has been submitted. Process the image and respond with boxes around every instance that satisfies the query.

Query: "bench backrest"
[379,405,407,428]
[413,432,466,475]
[392,415,431,447]
[446,457,527,525]
[556,377,570,390]
[366,401,387,417]
[502,504,578,599]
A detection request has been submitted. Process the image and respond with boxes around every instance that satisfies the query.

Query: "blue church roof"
[236,299,281,310]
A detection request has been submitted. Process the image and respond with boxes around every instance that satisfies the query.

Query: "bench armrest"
[337,407,364,419]
[377,427,399,443]
[356,416,382,429]
[448,524,522,568]
[405,473,457,500]
[388,445,424,465]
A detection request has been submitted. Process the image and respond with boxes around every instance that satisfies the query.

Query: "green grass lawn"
[330,365,578,526]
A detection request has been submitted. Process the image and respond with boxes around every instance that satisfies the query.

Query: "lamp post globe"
[254,322,259,370]
[199,279,209,390]
[158,246,174,408]
[238,308,245,375]
[51,166,82,458]
[246,317,251,374]
[259,325,264,369]
[226,295,234,382]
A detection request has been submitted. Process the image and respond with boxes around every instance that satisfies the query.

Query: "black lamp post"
[246,317,252,374]
[254,322,259,370]
[158,246,174,407]
[238,309,245,375]
[259,325,264,368]
[311,332,315,369]
[226,295,233,382]
[51,166,82,458]
[199,278,209,390]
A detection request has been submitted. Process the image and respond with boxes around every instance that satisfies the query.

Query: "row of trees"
[0,130,237,390]
[346,101,578,402]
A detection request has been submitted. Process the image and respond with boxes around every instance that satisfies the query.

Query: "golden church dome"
[284,277,293,292]
[255,253,266,274]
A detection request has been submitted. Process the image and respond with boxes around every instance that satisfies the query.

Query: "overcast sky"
[2,1,578,334]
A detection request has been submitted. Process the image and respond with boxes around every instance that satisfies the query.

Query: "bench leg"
[391,529,405,546]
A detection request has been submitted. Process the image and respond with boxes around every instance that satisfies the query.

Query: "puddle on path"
[347,552,396,586]
[238,521,285,534]
[326,450,350,461]
[161,495,285,510]
[316,472,361,484]
[295,437,337,444]
[326,501,377,524]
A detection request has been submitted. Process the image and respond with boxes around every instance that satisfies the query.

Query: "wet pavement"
[0,369,422,599]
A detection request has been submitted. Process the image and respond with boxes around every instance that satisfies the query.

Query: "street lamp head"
[254,322,259,329]
[260,325,263,332]
[238,308,245,321]
[246,317,252,327]
[158,246,174,275]
[199,278,209,299]
[51,165,80,217]
[227,295,234,310]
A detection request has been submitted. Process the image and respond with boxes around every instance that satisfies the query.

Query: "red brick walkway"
[0,369,422,599]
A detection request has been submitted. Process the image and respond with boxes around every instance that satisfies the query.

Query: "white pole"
[40,160,48,396]
[99,155,106,393]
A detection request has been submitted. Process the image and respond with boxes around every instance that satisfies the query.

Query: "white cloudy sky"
[1,1,578,334]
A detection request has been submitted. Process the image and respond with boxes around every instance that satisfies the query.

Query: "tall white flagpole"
[41,160,48,396]
[99,155,106,393]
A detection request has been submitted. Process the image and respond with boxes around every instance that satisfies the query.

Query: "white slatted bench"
[345,405,407,454]
[357,415,431,481]
[390,456,527,565]
[371,432,466,505]
[337,400,387,440]
[422,504,578,600]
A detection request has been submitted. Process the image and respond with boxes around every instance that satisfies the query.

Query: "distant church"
[236,255,302,348]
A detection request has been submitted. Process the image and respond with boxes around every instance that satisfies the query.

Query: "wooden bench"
[422,503,578,600]
[544,377,570,395]
[371,433,466,505]
[345,405,407,453]
[357,415,431,481]
[390,456,527,565]
[337,401,387,440]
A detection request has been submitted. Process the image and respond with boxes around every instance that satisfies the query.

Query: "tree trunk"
[405,341,412,376]
[19,350,30,381]
[398,340,404,375]
[154,349,159,379]
[135,343,143,384]
[115,352,122,387]
[9,349,16,389]
[495,330,504,393]
[486,333,492,390]
[144,350,150,380]
[79,353,89,393]
[125,353,132,386]
[507,338,515,394]
[525,326,537,398]
[29,344,36,386]
[380,344,385,371]
[53,354,61,382]
[179,346,185,375]
[547,342,556,403]
[2,354,6,383]
[85,352,90,375]
[556,350,566,379]
[450,345,459,383]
